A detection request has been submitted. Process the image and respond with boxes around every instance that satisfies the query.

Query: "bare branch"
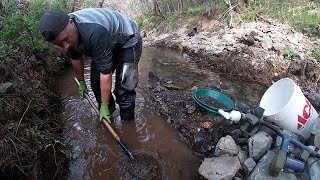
[15,99,32,135]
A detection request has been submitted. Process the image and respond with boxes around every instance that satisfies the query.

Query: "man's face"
[53,19,79,50]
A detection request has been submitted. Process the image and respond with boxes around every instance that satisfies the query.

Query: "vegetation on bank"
[0,0,319,179]
[135,0,320,38]
[0,0,69,179]
[135,0,320,65]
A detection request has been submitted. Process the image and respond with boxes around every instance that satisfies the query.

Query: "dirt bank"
[144,21,320,93]
[147,87,241,158]
[0,50,69,179]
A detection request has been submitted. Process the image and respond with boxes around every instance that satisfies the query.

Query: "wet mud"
[119,151,163,180]
[148,89,241,157]
[199,96,226,109]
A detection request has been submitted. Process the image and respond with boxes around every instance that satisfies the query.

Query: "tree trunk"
[153,0,157,15]
[178,0,183,15]
[153,0,165,19]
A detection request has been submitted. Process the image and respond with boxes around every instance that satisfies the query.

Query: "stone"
[222,34,236,46]
[243,157,256,174]
[237,148,248,164]
[248,131,273,161]
[307,156,320,180]
[310,118,320,148]
[214,135,239,157]
[248,151,297,180]
[273,43,287,52]
[261,36,273,49]
[198,156,241,180]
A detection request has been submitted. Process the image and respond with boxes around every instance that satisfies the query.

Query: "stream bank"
[2,17,319,179]
[0,50,69,179]
[142,20,320,179]
[144,21,320,93]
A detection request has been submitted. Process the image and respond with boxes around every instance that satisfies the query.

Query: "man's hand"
[99,103,111,123]
[78,80,87,97]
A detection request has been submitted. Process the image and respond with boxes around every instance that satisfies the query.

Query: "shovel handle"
[74,78,134,160]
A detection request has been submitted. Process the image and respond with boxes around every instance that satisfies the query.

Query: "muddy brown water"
[55,47,266,179]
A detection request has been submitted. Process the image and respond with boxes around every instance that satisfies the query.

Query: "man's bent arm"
[71,59,85,80]
[100,73,112,104]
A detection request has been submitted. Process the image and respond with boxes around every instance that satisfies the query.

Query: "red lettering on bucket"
[298,115,307,124]
[297,99,312,130]
[304,100,312,119]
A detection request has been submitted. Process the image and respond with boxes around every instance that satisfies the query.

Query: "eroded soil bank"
[0,51,69,179]
[144,21,320,93]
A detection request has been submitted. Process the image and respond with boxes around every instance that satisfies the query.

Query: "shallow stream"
[55,47,267,179]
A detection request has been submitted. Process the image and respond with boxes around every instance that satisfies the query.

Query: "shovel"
[74,78,134,160]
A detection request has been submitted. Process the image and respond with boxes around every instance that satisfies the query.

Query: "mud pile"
[119,152,162,180]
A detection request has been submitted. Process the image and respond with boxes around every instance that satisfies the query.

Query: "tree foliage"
[0,0,67,62]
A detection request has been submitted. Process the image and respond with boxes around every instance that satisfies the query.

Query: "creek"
[55,47,267,179]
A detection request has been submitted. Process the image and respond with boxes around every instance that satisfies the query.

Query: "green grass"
[136,0,319,38]
[241,0,320,37]
[310,49,320,62]
[284,50,298,60]
[168,13,178,31]
[136,15,157,30]
[186,5,209,16]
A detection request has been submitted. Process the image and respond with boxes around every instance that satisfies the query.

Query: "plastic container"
[259,78,318,139]
[192,89,234,117]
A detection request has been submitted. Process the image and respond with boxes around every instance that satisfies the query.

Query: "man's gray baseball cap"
[39,9,69,42]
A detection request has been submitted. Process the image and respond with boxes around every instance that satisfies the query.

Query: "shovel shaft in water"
[74,78,134,160]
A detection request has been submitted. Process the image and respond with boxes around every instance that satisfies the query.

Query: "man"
[39,8,142,123]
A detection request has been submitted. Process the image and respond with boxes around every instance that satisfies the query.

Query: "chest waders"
[90,37,142,121]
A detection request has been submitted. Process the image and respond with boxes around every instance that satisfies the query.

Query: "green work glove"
[99,103,111,124]
[78,80,87,97]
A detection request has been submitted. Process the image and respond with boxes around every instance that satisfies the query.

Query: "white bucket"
[259,78,318,139]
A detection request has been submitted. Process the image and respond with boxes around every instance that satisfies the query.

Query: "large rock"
[243,157,256,175]
[248,131,273,161]
[198,156,241,180]
[248,151,297,180]
[310,118,320,148]
[214,135,239,156]
[308,156,320,180]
